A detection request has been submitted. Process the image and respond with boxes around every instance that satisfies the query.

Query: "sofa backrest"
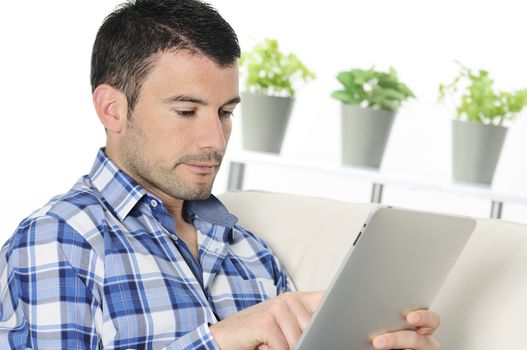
[219,190,527,349]
[219,190,379,290]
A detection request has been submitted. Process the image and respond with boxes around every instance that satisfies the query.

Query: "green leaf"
[336,71,355,89]
[331,90,360,104]
[377,99,400,112]
[331,67,414,111]
[438,62,527,125]
[239,38,315,97]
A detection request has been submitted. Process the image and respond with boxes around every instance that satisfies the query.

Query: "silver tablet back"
[295,207,476,350]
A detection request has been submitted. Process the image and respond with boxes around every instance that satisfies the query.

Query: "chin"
[183,184,213,200]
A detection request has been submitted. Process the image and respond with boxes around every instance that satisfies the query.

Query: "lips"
[185,162,219,168]
[183,163,219,174]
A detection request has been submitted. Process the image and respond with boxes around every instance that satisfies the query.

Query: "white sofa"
[219,190,527,350]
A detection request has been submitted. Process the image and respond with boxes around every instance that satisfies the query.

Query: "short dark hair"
[90,0,240,112]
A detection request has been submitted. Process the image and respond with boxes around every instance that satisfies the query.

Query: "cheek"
[147,119,186,147]
[223,120,232,141]
[136,126,181,157]
[158,135,187,155]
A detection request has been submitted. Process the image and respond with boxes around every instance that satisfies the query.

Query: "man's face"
[117,51,239,202]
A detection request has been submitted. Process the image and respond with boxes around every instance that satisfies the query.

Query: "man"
[0,1,440,349]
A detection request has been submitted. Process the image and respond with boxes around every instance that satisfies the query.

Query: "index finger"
[296,291,325,312]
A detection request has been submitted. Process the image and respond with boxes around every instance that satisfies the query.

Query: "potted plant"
[239,38,315,153]
[439,62,527,184]
[331,67,415,168]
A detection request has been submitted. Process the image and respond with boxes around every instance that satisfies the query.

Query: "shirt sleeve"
[234,224,297,294]
[161,323,219,350]
[274,253,297,294]
[0,216,229,350]
[0,215,101,349]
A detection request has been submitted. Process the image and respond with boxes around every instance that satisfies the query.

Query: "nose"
[197,110,229,152]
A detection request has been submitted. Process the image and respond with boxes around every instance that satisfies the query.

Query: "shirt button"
[170,234,178,241]
[150,199,158,208]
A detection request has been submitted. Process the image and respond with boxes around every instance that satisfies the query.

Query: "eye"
[175,110,195,117]
[219,109,234,118]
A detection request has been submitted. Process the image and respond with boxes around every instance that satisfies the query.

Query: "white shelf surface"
[227,151,527,206]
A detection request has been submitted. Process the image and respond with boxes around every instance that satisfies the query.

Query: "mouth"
[182,162,219,175]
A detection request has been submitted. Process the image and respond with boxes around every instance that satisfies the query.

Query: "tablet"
[295,206,476,350]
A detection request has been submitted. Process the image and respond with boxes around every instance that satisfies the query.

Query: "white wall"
[1,0,527,244]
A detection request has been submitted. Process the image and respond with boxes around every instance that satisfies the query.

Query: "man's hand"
[371,310,441,350]
[209,291,323,350]
[210,293,440,350]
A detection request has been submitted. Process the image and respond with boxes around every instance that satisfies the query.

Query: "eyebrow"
[163,95,241,106]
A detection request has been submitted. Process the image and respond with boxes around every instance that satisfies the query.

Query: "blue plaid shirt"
[0,149,293,349]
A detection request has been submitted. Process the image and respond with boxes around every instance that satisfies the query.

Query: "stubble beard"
[120,118,223,201]
[129,154,220,201]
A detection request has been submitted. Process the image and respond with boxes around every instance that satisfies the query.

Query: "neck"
[163,198,186,224]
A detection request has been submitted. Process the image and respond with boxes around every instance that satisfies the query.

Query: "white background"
[1,0,527,244]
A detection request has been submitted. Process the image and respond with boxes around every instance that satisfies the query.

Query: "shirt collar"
[185,196,238,228]
[88,148,238,227]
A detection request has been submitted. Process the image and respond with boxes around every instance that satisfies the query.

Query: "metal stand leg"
[370,183,384,204]
[227,161,246,190]
[490,200,503,219]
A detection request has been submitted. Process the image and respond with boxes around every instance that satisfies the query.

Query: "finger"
[279,292,313,331]
[297,290,325,313]
[372,330,439,350]
[261,321,289,350]
[406,310,440,335]
[270,299,303,349]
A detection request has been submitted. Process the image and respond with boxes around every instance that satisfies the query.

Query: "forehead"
[141,50,239,100]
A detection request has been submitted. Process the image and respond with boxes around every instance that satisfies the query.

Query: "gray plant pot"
[452,119,508,185]
[341,104,396,168]
[240,92,294,153]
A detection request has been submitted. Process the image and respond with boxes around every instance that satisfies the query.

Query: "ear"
[92,84,128,133]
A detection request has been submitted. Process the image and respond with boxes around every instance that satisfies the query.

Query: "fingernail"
[373,336,388,348]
